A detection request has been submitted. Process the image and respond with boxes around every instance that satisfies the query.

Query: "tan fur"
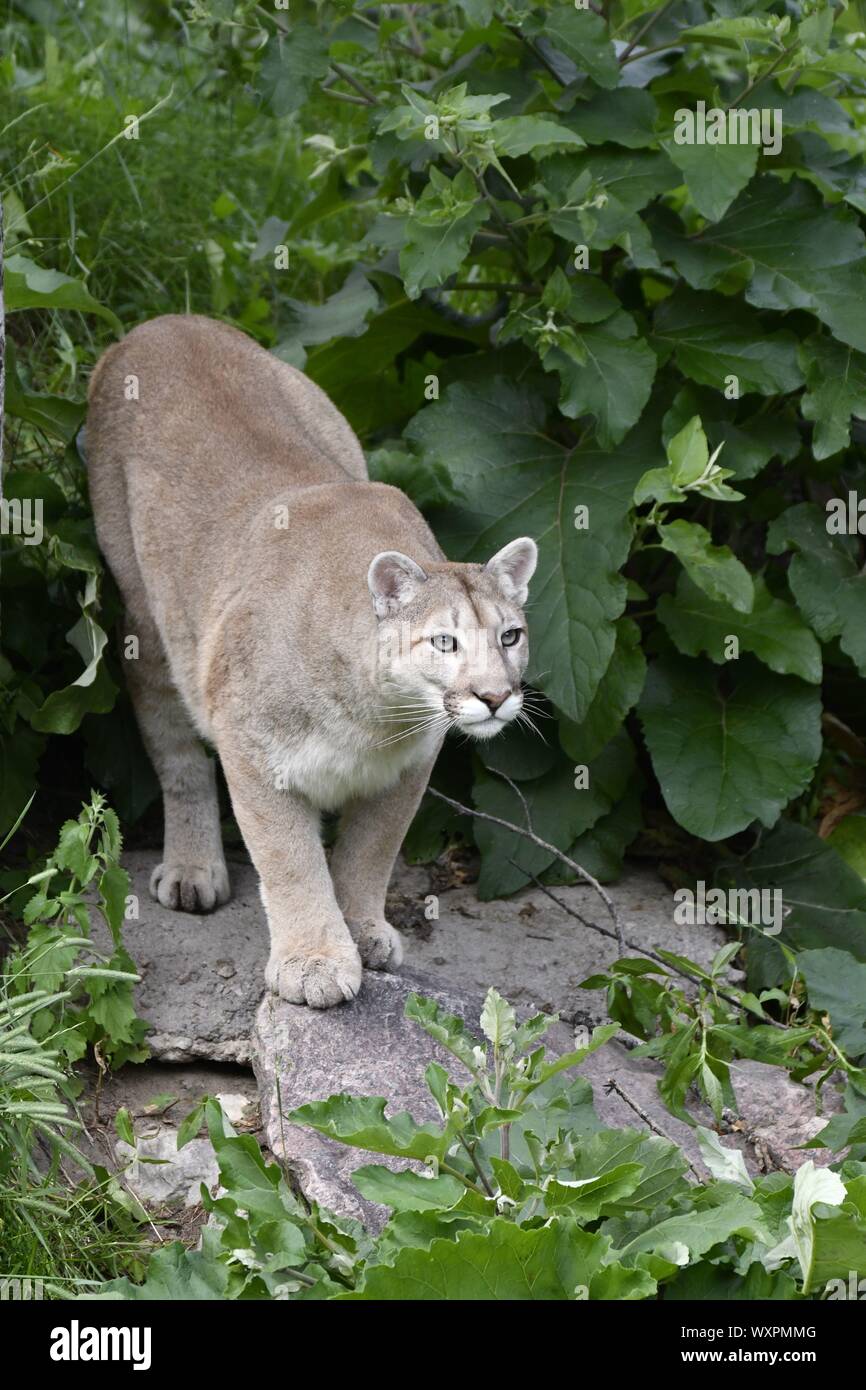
[86,315,536,1007]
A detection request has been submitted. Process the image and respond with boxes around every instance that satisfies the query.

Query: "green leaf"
[656,520,754,614]
[351,1166,464,1212]
[679,16,788,46]
[544,1164,645,1218]
[480,989,516,1048]
[474,731,635,896]
[289,1094,450,1162]
[653,290,803,396]
[638,656,822,841]
[798,949,866,1056]
[559,617,646,765]
[99,864,131,944]
[653,177,866,354]
[4,341,86,442]
[342,1218,612,1299]
[258,24,331,116]
[799,333,866,459]
[658,574,822,684]
[566,88,657,149]
[728,822,866,977]
[491,116,585,159]
[404,992,482,1074]
[177,1102,206,1150]
[5,254,121,332]
[399,169,489,300]
[277,269,379,359]
[667,138,757,223]
[541,310,657,447]
[615,1194,771,1263]
[767,503,866,678]
[97,1230,232,1300]
[540,9,619,90]
[115,1107,135,1147]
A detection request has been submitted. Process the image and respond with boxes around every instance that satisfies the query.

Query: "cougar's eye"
[501,628,522,647]
[431,634,458,653]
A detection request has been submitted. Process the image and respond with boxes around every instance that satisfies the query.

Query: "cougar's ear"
[368,551,429,618]
[484,537,538,605]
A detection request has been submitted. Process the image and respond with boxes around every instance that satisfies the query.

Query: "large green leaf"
[767,503,866,678]
[4,254,121,331]
[798,334,866,459]
[726,822,866,984]
[540,8,619,89]
[611,1194,771,1264]
[658,574,822,684]
[288,1094,450,1162]
[559,617,646,765]
[342,1218,614,1299]
[653,290,803,397]
[798,949,866,1056]
[258,24,331,116]
[565,88,658,149]
[656,520,754,614]
[652,176,866,352]
[666,138,757,223]
[542,310,657,446]
[473,730,636,897]
[638,656,822,841]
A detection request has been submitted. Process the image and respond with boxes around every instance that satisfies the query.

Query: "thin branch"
[726,40,799,109]
[605,1076,703,1180]
[425,785,624,950]
[329,61,377,106]
[506,24,567,88]
[619,0,676,63]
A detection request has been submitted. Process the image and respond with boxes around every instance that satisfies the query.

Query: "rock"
[402,864,727,1027]
[91,854,268,1063]
[253,965,710,1227]
[253,968,480,1226]
[116,1131,219,1209]
[725,1060,843,1174]
[100,851,841,1220]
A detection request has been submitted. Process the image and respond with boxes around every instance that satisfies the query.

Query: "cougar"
[86,315,537,1008]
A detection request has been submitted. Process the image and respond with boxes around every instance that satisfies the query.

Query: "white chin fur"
[463,717,509,740]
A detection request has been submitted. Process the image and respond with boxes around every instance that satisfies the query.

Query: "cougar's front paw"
[150,860,231,913]
[348,919,404,972]
[266,945,363,1009]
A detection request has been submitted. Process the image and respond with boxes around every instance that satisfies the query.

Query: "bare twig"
[329,61,377,106]
[425,785,624,950]
[605,1076,702,1180]
[619,0,676,63]
[525,872,791,1031]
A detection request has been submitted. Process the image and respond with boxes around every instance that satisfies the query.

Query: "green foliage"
[95,991,866,1301]
[3,792,149,1068]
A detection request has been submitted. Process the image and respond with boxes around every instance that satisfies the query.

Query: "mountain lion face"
[367,537,537,743]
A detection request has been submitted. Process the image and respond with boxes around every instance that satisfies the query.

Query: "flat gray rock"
[92,853,268,1063]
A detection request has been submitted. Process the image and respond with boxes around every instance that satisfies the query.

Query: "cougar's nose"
[474,690,511,713]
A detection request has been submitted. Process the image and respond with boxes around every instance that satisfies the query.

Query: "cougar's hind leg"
[124,599,230,912]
